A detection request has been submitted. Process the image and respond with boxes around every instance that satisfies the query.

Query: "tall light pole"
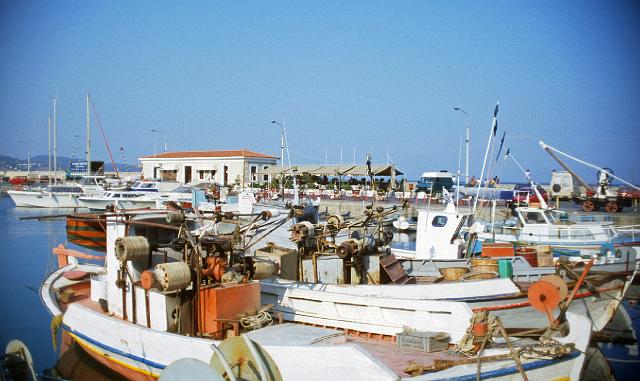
[454,107,470,184]
[270,120,285,166]
[149,129,167,156]
[17,140,31,174]
[270,120,286,199]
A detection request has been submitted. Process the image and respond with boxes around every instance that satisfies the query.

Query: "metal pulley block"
[290,221,315,242]
[337,239,360,258]
[326,214,345,230]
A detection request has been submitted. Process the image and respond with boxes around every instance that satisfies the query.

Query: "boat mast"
[465,123,470,184]
[48,115,52,185]
[472,102,499,215]
[86,93,91,175]
[53,96,57,178]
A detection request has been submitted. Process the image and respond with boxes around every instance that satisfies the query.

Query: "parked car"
[617,186,640,201]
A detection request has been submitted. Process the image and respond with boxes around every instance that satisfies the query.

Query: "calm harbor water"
[0,196,67,371]
[0,195,638,378]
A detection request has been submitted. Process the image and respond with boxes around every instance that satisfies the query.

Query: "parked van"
[549,171,579,199]
[416,170,454,194]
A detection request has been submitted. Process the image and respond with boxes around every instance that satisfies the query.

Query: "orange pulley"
[527,275,567,325]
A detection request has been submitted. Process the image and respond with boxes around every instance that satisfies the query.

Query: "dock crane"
[539,141,639,212]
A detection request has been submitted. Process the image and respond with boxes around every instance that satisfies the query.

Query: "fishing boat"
[41,208,591,381]
[247,198,637,334]
[472,205,640,256]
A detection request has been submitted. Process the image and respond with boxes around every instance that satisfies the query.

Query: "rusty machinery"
[289,204,398,283]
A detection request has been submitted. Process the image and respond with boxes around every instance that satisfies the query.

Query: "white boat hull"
[57,291,590,381]
[7,190,81,208]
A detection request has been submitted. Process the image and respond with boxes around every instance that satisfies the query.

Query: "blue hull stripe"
[64,323,580,380]
[434,351,580,381]
[63,324,167,370]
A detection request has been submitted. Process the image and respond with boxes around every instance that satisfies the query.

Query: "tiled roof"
[140,149,277,160]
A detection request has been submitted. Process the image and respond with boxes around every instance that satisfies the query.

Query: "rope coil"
[239,304,274,330]
[114,236,150,262]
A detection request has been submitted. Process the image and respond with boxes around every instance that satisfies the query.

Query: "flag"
[494,103,499,117]
[495,131,506,161]
[442,187,453,204]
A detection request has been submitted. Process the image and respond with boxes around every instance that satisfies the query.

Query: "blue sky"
[1,1,639,183]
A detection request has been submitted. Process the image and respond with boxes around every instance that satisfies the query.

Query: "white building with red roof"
[138,149,277,186]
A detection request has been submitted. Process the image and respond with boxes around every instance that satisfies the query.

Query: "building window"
[250,165,257,182]
[161,170,177,181]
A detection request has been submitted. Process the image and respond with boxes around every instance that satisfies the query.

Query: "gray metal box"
[301,255,344,284]
[254,245,299,281]
[350,253,381,284]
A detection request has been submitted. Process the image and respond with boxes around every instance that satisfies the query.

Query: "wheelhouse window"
[432,215,448,227]
[524,212,546,224]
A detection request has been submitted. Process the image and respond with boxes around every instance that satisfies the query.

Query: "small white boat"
[118,185,193,209]
[7,176,106,208]
[78,190,147,210]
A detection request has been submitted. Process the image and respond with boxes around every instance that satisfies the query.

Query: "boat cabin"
[411,203,466,260]
[130,180,180,193]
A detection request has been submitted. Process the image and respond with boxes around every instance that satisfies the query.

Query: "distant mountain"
[0,154,137,172]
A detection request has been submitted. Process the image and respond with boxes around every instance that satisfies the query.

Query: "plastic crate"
[396,329,450,352]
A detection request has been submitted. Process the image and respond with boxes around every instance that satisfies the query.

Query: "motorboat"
[7,176,106,208]
[78,190,147,210]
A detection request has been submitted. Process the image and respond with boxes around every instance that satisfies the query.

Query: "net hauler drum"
[114,236,150,262]
[155,262,192,293]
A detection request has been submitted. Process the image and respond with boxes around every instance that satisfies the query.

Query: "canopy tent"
[258,164,402,177]
[258,166,290,176]
[307,165,356,176]
[257,165,324,176]
[343,165,403,177]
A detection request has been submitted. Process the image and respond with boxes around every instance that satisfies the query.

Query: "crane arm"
[538,141,592,192]
[539,141,640,192]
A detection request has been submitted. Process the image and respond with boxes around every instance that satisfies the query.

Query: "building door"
[223,165,228,186]
[184,166,192,183]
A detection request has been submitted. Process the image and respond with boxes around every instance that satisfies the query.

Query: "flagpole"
[473,103,499,215]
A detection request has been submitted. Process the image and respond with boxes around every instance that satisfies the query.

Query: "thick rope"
[239,304,274,330]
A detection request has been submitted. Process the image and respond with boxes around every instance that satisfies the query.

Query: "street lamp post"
[150,129,167,156]
[453,107,470,184]
[270,120,285,166]
[270,120,286,199]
